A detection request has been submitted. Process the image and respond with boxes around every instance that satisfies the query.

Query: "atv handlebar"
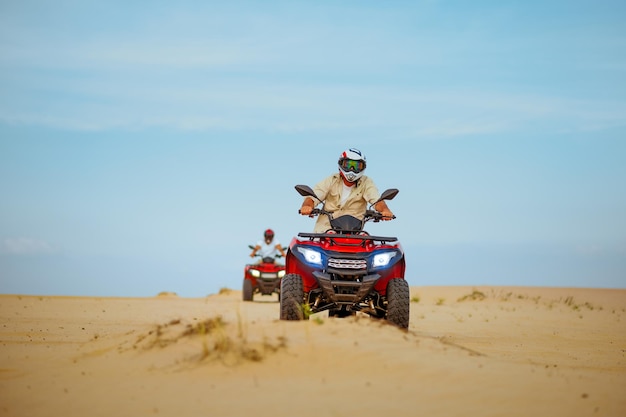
[296,184,397,234]
[247,244,287,258]
[364,209,396,222]
[299,208,395,222]
[298,207,329,217]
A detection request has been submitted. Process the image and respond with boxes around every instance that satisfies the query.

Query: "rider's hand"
[299,206,313,216]
[380,210,394,220]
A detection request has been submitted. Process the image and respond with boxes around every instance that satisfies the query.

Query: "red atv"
[242,246,286,301]
[280,185,409,328]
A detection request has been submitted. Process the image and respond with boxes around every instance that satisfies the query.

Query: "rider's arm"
[300,197,316,216]
[250,245,261,257]
[275,244,286,257]
[374,200,394,219]
[300,174,335,216]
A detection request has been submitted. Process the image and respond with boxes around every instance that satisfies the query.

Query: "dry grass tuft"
[132,315,287,366]
[156,291,178,297]
[457,290,486,302]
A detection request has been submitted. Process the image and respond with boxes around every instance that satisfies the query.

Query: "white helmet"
[338,148,367,183]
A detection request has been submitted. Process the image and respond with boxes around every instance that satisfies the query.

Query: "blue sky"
[1,1,625,296]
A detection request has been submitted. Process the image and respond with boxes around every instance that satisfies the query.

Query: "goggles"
[340,158,366,173]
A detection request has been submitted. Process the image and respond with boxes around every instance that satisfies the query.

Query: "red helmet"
[264,229,274,239]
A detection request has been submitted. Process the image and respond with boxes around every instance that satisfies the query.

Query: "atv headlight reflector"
[297,247,322,265]
[249,269,261,278]
[278,270,286,278]
[372,251,397,268]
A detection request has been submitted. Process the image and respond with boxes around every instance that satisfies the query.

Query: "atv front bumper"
[312,271,380,305]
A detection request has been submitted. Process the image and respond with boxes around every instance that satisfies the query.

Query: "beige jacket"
[307,173,381,233]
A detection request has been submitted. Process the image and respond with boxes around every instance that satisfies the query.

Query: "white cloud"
[1,2,625,137]
[4,75,624,138]
[1,238,59,255]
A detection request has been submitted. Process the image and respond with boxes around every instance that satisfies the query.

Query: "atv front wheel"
[386,278,410,329]
[280,274,307,320]
[242,279,253,302]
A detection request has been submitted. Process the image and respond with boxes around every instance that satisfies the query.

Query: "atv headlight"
[297,247,323,265]
[278,270,286,278]
[249,269,261,278]
[372,251,397,268]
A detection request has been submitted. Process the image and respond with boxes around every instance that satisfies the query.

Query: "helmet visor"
[340,159,365,173]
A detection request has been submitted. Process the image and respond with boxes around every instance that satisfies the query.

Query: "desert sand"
[1,286,625,417]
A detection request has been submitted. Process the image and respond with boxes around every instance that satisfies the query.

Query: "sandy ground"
[1,286,625,417]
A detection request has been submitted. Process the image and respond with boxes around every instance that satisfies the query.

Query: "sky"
[1,0,625,297]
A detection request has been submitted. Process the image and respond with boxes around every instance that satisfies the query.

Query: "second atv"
[242,246,285,301]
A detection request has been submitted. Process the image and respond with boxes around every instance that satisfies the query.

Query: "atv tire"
[242,279,253,302]
[386,278,410,329]
[280,274,307,320]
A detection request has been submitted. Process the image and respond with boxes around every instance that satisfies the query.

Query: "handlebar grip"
[365,210,396,222]
[298,208,321,216]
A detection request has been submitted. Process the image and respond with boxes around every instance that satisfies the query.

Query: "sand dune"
[1,286,625,417]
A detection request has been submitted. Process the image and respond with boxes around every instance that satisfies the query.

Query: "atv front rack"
[298,232,398,246]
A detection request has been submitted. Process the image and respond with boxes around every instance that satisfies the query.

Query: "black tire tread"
[386,278,410,329]
[280,274,305,320]
[242,279,253,301]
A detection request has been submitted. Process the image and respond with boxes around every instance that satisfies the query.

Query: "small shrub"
[301,303,313,319]
[457,290,486,302]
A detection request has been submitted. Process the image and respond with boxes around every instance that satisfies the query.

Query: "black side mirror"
[378,188,399,202]
[295,185,319,200]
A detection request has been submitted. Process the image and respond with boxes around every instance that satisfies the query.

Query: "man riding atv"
[299,148,394,232]
[250,228,286,261]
